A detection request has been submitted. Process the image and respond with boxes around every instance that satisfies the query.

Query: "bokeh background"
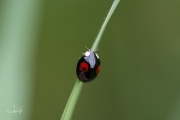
[0,0,180,120]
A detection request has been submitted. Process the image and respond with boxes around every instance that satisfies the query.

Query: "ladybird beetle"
[76,48,100,83]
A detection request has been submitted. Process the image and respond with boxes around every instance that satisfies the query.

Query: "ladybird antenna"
[94,49,99,52]
[85,46,90,50]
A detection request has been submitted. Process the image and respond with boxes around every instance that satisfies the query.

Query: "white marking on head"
[84,51,90,56]
[95,53,99,59]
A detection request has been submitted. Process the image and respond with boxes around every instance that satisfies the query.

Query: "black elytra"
[76,49,100,83]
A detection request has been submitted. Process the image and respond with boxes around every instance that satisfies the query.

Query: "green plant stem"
[61,80,83,120]
[91,0,120,51]
[60,0,120,120]
[0,0,42,119]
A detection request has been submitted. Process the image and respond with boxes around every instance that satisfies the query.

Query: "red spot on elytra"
[79,62,89,72]
[96,65,100,74]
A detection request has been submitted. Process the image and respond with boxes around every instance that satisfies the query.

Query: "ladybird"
[76,48,100,83]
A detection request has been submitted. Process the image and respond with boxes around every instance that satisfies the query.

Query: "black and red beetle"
[76,48,100,83]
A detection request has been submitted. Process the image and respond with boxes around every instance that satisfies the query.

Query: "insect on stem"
[60,1,120,120]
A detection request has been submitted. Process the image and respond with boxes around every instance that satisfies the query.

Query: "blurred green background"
[1,0,180,120]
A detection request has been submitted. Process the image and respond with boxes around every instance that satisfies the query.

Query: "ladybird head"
[83,46,99,59]
[84,50,93,56]
[83,50,99,59]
